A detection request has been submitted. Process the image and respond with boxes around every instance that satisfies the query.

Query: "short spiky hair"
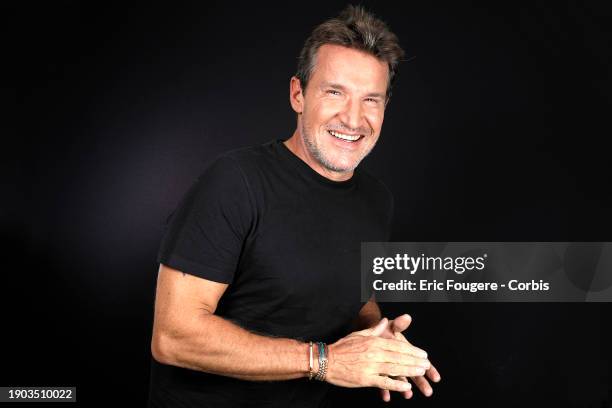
[296,5,405,100]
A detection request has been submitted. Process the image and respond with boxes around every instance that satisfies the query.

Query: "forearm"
[153,313,312,381]
[354,297,382,330]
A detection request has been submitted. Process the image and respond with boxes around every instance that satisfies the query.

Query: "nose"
[338,97,362,131]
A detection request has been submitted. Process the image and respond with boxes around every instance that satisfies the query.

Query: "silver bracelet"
[314,342,328,381]
[308,341,315,380]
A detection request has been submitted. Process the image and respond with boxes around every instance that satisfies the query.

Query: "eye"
[326,89,341,96]
[365,97,381,104]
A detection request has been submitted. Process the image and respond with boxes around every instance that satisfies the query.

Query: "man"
[149,5,440,407]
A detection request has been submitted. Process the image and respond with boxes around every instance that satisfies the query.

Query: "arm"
[354,295,382,330]
[151,264,430,387]
[151,264,311,381]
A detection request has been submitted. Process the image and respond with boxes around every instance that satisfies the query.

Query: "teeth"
[328,130,361,142]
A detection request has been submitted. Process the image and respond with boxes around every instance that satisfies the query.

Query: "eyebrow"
[320,81,386,99]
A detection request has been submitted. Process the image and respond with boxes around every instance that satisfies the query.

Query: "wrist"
[313,342,328,381]
[313,343,320,378]
[304,341,328,381]
[302,341,320,379]
[324,343,333,382]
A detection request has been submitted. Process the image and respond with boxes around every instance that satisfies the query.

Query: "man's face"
[297,44,389,175]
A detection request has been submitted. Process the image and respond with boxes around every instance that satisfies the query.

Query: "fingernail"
[417,368,425,375]
[402,383,411,391]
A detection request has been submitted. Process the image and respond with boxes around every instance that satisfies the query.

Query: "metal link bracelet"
[314,342,328,381]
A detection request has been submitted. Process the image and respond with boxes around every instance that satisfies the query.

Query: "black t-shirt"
[149,139,393,407]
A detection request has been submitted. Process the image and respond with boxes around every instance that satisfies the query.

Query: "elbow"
[151,313,215,367]
[151,330,175,365]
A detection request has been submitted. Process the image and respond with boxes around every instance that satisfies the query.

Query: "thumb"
[391,314,412,333]
[367,317,389,336]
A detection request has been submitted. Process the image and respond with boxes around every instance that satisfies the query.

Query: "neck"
[283,130,354,182]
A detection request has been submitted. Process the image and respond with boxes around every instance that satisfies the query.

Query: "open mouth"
[327,129,363,143]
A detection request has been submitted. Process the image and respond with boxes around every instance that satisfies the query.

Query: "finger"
[391,333,433,369]
[380,388,390,402]
[380,330,395,340]
[392,331,418,350]
[367,317,389,337]
[394,330,408,342]
[373,337,428,358]
[374,349,430,369]
[391,314,412,332]
[380,376,413,401]
[388,331,438,380]
[379,325,395,340]
[389,331,424,357]
[394,376,413,399]
[426,363,441,382]
[377,362,429,378]
[391,331,440,383]
[371,375,412,393]
[411,374,433,396]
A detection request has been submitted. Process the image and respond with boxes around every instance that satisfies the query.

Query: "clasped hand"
[377,314,441,401]
[326,315,441,402]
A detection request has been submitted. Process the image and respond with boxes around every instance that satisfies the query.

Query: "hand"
[325,318,431,393]
[378,314,441,402]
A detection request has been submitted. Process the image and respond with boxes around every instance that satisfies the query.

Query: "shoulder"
[219,141,276,167]
[198,141,273,183]
[187,145,268,206]
[191,141,280,208]
[202,141,274,181]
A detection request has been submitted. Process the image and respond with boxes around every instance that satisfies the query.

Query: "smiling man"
[287,41,388,180]
[149,5,440,407]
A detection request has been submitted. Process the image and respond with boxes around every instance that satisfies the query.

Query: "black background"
[8,1,612,407]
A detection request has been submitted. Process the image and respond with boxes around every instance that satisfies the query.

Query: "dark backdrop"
[8,1,612,407]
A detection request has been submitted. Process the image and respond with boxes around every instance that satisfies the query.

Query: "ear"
[289,76,304,114]
[384,93,391,109]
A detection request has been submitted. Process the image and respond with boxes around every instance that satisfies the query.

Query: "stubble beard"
[300,119,375,174]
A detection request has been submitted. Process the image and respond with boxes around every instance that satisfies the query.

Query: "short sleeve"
[156,155,254,283]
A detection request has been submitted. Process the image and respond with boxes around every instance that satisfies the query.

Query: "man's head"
[288,5,404,179]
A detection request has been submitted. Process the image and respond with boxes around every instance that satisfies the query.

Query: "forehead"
[311,44,389,93]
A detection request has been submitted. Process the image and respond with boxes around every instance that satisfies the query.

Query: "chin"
[326,157,360,173]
